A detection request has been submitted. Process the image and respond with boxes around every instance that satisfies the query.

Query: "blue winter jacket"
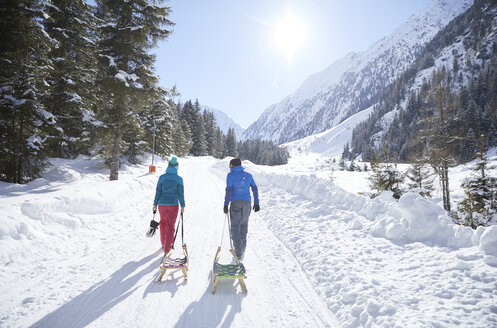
[154,166,185,207]
[224,166,259,206]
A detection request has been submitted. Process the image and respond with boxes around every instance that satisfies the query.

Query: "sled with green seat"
[211,214,247,294]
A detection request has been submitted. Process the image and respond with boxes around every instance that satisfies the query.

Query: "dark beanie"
[230,158,242,167]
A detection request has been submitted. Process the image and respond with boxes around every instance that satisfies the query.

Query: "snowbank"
[371,192,474,249]
[254,170,494,255]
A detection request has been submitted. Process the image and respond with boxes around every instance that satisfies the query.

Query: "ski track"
[1,157,338,328]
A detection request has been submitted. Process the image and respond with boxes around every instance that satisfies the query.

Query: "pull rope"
[172,212,184,250]
[220,211,227,247]
[226,212,234,252]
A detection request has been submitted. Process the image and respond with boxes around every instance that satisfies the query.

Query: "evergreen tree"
[0,0,57,183]
[339,153,346,171]
[44,0,98,158]
[456,138,497,228]
[225,127,238,157]
[174,117,192,157]
[368,147,404,199]
[95,0,173,180]
[348,159,357,172]
[203,110,216,156]
[189,100,207,156]
[142,95,177,160]
[237,139,289,166]
[405,161,435,198]
[214,127,224,159]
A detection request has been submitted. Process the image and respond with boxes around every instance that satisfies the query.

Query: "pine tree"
[214,128,224,159]
[225,127,237,157]
[203,110,216,156]
[95,0,173,180]
[189,100,207,156]
[142,95,177,160]
[368,146,404,199]
[457,138,497,228]
[405,161,435,198]
[174,118,192,157]
[44,0,98,158]
[0,0,57,183]
[339,153,346,171]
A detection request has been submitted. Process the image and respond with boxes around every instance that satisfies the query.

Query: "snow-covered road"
[1,157,337,328]
[2,155,497,327]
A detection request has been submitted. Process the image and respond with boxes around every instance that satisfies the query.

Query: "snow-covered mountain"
[242,0,473,144]
[201,105,245,137]
[283,104,374,158]
[350,0,497,161]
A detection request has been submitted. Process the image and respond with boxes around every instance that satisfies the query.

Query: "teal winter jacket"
[153,166,185,207]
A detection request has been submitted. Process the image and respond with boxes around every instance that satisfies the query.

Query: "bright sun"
[273,11,306,61]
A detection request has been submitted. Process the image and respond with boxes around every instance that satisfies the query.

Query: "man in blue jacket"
[224,158,259,260]
[153,157,185,256]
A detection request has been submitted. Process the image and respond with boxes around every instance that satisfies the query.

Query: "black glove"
[253,204,260,212]
[224,206,228,214]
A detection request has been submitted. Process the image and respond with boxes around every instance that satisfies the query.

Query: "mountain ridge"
[242,0,473,144]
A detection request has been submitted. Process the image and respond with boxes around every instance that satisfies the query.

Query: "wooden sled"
[158,243,189,282]
[211,247,247,294]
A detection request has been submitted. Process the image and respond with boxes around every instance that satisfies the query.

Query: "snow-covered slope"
[283,105,374,158]
[201,105,245,137]
[1,154,497,327]
[242,0,473,144]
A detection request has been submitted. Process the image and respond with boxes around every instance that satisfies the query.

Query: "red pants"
[158,205,179,254]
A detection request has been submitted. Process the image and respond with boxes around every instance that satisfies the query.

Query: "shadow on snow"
[30,252,158,328]
[172,271,246,328]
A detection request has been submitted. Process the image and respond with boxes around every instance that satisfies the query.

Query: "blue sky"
[156,0,431,129]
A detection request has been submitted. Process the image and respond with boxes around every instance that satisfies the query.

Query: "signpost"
[149,120,156,173]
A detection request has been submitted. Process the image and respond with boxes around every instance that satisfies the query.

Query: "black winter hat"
[230,158,242,167]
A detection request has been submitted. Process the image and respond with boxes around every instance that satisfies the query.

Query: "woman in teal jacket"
[153,157,185,255]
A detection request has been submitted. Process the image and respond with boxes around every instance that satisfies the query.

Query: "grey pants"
[230,200,251,257]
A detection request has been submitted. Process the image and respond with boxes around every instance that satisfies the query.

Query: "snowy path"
[1,157,337,328]
[3,155,497,327]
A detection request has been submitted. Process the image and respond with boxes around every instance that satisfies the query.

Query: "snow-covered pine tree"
[368,146,404,199]
[348,159,357,172]
[0,0,57,183]
[172,101,192,156]
[44,0,99,158]
[456,138,497,228]
[203,110,216,157]
[172,117,191,157]
[95,0,173,180]
[339,153,346,171]
[214,128,224,159]
[225,127,238,158]
[190,99,207,156]
[406,160,435,198]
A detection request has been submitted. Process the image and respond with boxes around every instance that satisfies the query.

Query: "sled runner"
[211,213,247,294]
[158,213,189,282]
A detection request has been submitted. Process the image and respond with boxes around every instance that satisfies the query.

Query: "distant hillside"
[283,105,374,158]
[351,0,497,162]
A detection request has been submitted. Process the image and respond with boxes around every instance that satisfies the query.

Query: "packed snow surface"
[1,154,497,327]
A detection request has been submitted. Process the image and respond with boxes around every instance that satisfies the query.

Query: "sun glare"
[273,11,306,61]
